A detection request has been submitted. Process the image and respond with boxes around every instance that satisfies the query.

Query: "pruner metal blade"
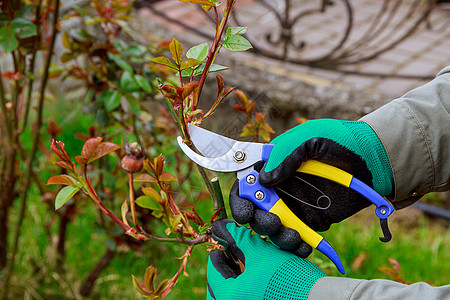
[177,124,265,174]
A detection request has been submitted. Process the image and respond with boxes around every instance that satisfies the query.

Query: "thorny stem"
[0,63,11,143]
[211,177,227,219]
[80,179,130,232]
[193,1,235,109]
[2,0,59,298]
[161,245,194,299]
[139,230,211,245]
[128,172,139,229]
[196,164,217,209]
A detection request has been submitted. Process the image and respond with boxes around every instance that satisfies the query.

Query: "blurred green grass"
[10,180,450,299]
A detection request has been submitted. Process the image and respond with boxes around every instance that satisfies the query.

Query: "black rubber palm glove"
[230,119,394,257]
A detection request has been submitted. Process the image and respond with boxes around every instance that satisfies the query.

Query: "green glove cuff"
[265,119,394,196]
[207,222,325,300]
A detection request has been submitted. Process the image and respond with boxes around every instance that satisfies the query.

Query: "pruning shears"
[178,124,395,274]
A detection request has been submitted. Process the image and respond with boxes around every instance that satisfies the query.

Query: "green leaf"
[107,53,133,74]
[186,43,209,61]
[60,52,74,63]
[124,94,140,115]
[169,38,183,66]
[142,187,162,201]
[10,18,37,38]
[73,6,89,16]
[225,26,247,38]
[121,199,130,226]
[171,214,182,229]
[180,58,203,71]
[14,5,35,18]
[134,74,153,93]
[136,196,160,210]
[223,35,252,51]
[119,71,139,93]
[180,67,195,77]
[55,186,80,210]
[182,62,229,77]
[0,27,18,53]
[132,275,152,297]
[124,45,146,57]
[103,90,122,111]
[149,56,178,71]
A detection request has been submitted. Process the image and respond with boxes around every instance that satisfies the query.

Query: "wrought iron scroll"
[231,0,438,76]
[136,0,445,78]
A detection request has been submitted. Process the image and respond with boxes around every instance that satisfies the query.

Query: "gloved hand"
[230,119,394,257]
[207,219,325,300]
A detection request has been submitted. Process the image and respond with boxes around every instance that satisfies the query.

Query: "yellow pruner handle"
[298,160,353,187]
[269,198,322,248]
[269,197,345,274]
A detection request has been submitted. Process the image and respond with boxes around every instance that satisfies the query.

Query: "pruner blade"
[177,126,265,173]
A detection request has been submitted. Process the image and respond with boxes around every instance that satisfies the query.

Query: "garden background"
[0,0,449,299]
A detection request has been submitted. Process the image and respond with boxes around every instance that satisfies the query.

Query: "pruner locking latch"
[379,218,392,242]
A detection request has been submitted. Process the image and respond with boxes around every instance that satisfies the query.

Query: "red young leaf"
[175,87,184,98]
[216,74,224,96]
[55,161,74,171]
[82,137,103,162]
[134,173,158,183]
[173,98,183,110]
[254,112,266,123]
[163,93,181,101]
[184,207,205,226]
[51,140,71,161]
[221,86,236,100]
[47,175,77,186]
[87,141,120,164]
[156,39,171,53]
[181,81,199,100]
[232,104,246,112]
[159,172,177,182]
[210,209,222,224]
[1,71,21,80]
[388,257,402,274]
[143,158,156,174]
[74,155,87,166]
[154,155,164,177]
[234,89,248,105]
[161,84,177,94]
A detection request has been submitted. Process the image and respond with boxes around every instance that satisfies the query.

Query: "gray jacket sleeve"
[309,277,450,300]
[361,66,450,208]
[308,68,450,299]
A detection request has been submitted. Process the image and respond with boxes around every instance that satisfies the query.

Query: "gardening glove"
[230,119,394,257]
[207,219,325,300]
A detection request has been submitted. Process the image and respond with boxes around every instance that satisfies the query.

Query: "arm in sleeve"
[360,66,450,207]
[308,277,450,300]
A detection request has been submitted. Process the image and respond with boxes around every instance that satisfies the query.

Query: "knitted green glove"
[207,219,325,300]
[260,119,393,195]
[230,119,394,257]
